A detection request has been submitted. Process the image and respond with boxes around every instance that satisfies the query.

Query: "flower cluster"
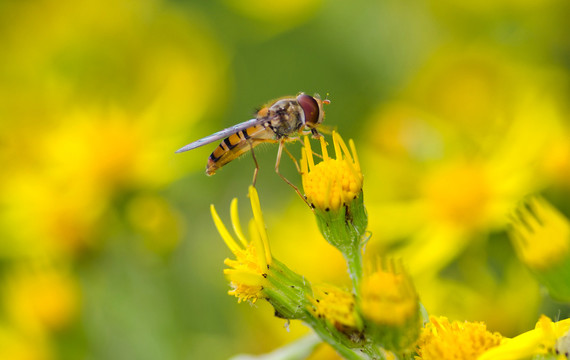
[211,132,570,360]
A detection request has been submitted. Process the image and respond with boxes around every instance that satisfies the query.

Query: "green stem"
[345,243,363,297]
[307,318,368,360]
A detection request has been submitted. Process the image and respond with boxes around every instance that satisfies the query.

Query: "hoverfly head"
[297,93,330,129]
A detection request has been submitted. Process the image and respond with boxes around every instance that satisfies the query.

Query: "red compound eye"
[297,94,320,127]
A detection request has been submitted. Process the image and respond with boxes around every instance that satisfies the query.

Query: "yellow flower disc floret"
[416,316,503,360]
[309,284,361,333]
[301,131,363,212]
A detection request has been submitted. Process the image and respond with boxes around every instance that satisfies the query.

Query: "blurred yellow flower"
[540,129,570,189]
[224,0,323,34]
[510,197,570,270]
[3,265,79,334]
[421,161,491,230]
[0,0,229,357]
[0,325,52,360]
[358,46,569,342]
[364,52,564,276]
[359,259,420,352]
[0,0,227,258]
[406,48,517,134]
[2,110,186,257]
[360,260,418,328]
[509,197,570,301]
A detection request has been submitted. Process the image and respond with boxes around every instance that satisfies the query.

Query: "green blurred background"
[1,0,570,359]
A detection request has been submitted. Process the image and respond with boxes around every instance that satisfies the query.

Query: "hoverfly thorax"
[296,93,329,130]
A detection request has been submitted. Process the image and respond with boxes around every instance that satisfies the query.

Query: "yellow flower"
[421,161,492,229]
[0,0,227,258]
[301,131,363,213]
[360,260,418,327]
[224,0,323,33]
[478,315,570,360]
[308,284,362,336]
[359,48,568,338]
[363,49,563,280]
[510,196,570,270]
[0,325,52,360]
[359,259,420,352]
[300,131,367,270]
[509,197,570,301]
[211,186,272,303]
[3,265,79,334]
[212,187,314,320]
[541,132,570,189]
[416,316,503,360]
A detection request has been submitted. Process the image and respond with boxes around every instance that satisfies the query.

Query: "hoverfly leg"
[276,140,310,207]
[282,145,302,174]
[311,150,323,160]
[300,128,323,138]
[249,141,259,187]
[311,128,322,138]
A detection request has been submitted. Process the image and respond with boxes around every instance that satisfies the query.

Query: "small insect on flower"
[176,93,330,193]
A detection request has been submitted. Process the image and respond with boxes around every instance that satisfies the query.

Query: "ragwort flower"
[211,186,313,319]
[301,131,367,292]
[308,284,363,346]
[301,131,364,215]
[416,316,503,360]
[211,186,273,304]
[478,315,570,360]
[360,259,421,353]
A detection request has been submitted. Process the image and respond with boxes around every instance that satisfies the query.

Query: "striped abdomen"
[206,124,276,176]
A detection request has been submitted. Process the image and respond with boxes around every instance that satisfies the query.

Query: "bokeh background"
[1,0,570,359]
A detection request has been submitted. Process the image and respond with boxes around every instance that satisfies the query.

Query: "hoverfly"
[176,93,330,198]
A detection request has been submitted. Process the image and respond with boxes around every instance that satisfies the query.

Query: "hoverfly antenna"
[323,93,331,105]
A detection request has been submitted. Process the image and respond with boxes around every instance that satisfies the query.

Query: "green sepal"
[362,306,422,353]
[313,192,367,254]
[313,192,368,293]
[264,257,314,321]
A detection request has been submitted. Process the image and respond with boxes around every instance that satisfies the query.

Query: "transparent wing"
[175,118,261,153]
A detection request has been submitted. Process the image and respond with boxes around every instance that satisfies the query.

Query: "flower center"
[304,158,362,211]
[310,285,360,331]
[416,316,502,360]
